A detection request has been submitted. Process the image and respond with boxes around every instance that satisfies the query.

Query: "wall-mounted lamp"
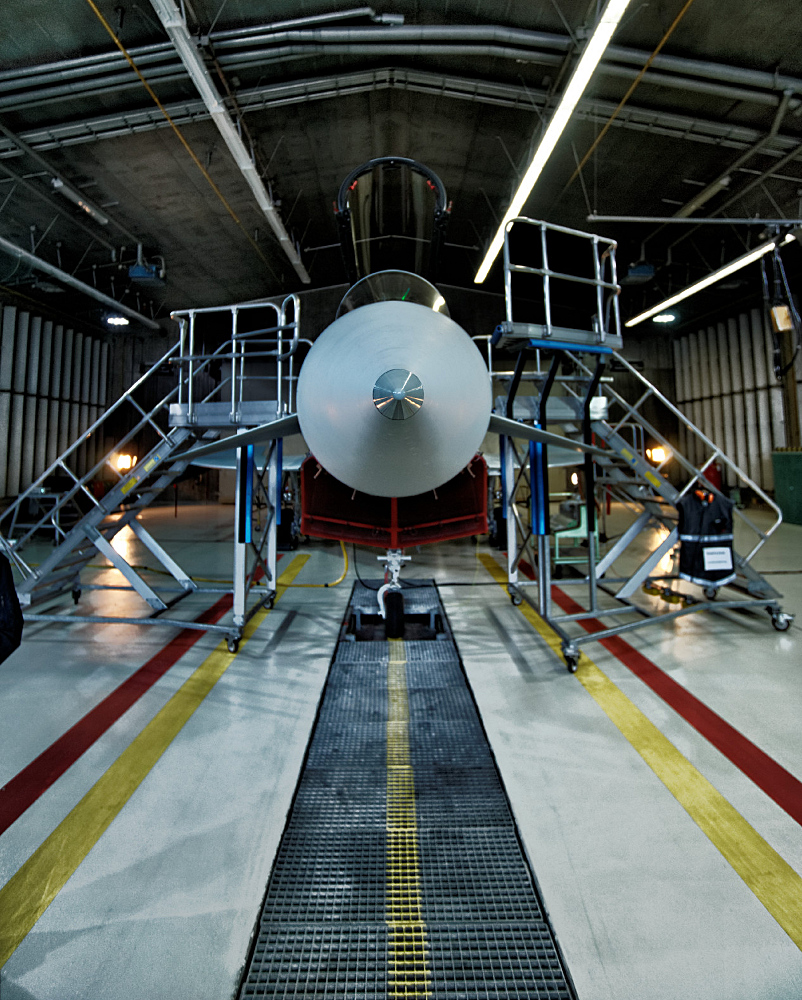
[105,315,130,327]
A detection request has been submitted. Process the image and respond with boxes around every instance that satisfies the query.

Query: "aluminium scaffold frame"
[494,218,792,671]
[0,295,303,650]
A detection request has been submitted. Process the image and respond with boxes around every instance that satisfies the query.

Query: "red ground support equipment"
[300,455,488,548]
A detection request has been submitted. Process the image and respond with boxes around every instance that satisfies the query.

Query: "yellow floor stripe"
[386,639,432,998]
[0,554,309,969]
[479,552,802,951]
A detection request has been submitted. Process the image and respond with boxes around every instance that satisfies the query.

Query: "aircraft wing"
[179,414,302,464]
[187,450,307,471]
[488,414,609,460]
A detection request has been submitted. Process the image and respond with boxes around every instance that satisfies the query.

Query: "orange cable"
[84,0,279,279]
[562,0,697,196]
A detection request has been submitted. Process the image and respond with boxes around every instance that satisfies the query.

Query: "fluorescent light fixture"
[51,177,109,225]
[106,315,130,326]
[626,233,796,327]
[653,313,676,323]
[474,0,634,284]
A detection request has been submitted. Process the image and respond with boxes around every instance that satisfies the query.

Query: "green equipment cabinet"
[772,450,802,525]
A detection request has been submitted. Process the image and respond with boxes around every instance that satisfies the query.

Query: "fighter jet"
[178,157,603,491]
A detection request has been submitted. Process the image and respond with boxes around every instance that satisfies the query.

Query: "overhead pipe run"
[2,22,802,118]
[148,0,310,284]
[0,233,161,330]
[11,68,799,165]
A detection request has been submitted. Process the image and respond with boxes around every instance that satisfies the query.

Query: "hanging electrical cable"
[761,242,802,379]
[560,0,697,199]
[84,0,281,282]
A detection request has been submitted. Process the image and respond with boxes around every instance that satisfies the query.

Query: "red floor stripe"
[0,595,232,836]
[543,570,802,828]
[0,558,280,836]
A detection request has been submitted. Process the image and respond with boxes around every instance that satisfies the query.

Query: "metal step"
[238,582,577,1000]
[14,426,198,608]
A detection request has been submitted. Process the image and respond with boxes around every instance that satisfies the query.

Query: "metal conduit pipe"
[3,51,794,123]
[0,66,192,113]
[211,24,573,51]
[0,160,118,254]
[214,45,802,110]
[0,8,382,86]
[0,48,178,91]
[670,89,795,221]
[216,43,565,70]
[0,233,161,329]
[4,23,802,102]
[0,121,142,247]
[8,69,799,162]
[606,44,802,96]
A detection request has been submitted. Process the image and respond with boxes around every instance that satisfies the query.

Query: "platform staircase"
[492,218,791,668]
[0,296,301,644]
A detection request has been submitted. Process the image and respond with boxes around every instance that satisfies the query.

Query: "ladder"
[0,295,301,647]
[492,218,792,670]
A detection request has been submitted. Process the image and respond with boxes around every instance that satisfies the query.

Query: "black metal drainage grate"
[238,581,576,1000]
[241,923,388,999]
[426,923,574,999]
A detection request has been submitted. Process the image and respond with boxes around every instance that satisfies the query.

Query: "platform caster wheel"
[565,655,579,673]
[771,614,791,632]
[71,588,81,605]
[509,591,522,606]
[704,586,718,600]
[226,637,240,653]
[264,595,275,610]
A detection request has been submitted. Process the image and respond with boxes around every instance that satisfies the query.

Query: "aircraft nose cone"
[373,369,424,420]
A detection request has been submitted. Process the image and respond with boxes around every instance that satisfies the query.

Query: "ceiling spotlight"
[653,313,676,323]
[106,315,130,326]
[51,177,109,225]
[474,0,634,284]
[625,234,796,328]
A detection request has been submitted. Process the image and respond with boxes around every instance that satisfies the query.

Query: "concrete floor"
[0,502,800,998]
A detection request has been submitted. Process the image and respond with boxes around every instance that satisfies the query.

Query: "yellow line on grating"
[479,552,802,951]
[386,638,432,998]
[0,555,310,969]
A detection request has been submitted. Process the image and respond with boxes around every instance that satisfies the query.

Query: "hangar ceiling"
[1,0,801,336]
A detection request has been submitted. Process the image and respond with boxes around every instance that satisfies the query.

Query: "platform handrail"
[502,217,621,344]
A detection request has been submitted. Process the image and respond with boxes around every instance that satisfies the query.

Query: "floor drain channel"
[238,581,577,999]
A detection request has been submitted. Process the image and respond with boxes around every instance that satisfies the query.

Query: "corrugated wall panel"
[6,311,29,497]
[667,307,795,493]
[0,305,16,498]
[21,315,42,490]
[38,320,53,474]
[0,306,109,498]
[59,327,74,458]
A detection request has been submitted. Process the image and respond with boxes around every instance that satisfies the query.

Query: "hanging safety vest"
[677,490,736,588]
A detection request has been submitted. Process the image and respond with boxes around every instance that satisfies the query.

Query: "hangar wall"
[672,307,798,492]
[0,304,138,500]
